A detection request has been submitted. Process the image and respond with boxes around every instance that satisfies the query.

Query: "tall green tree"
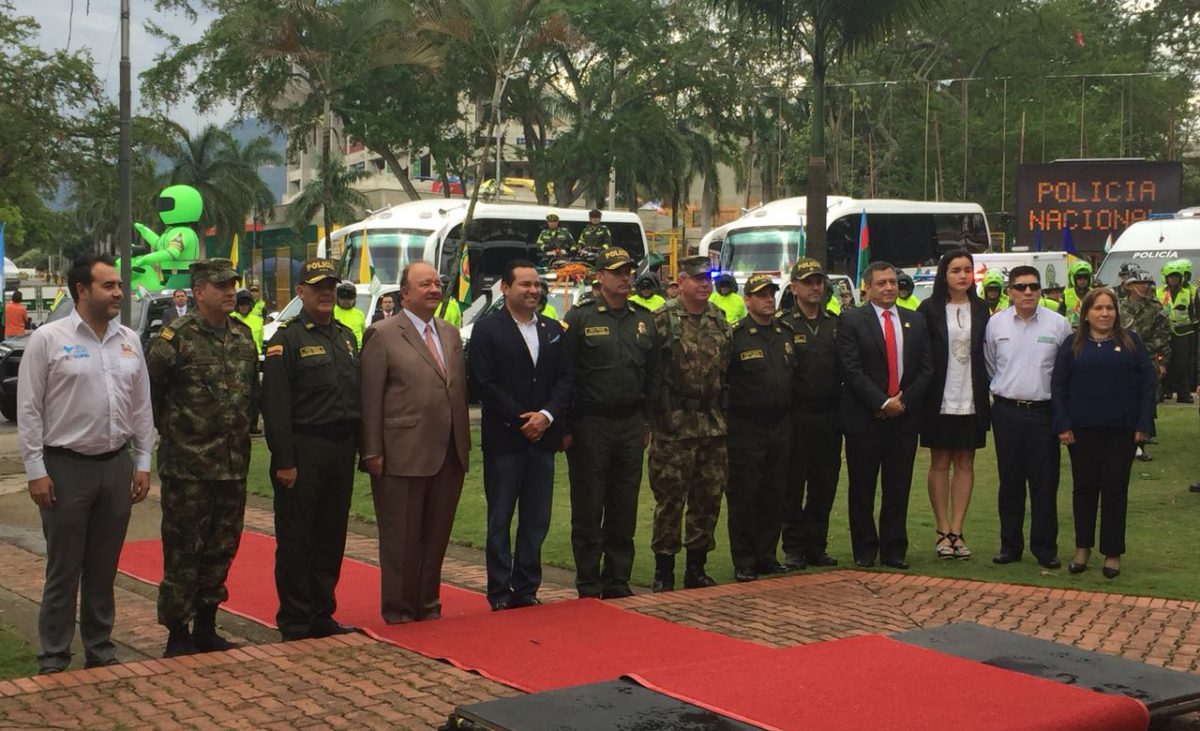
[286,155,371,236]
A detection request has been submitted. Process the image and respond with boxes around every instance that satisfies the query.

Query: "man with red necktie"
[836,261,932,570]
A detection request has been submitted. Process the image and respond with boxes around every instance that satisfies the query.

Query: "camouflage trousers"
[648,435,727,555]
[158,478,246,627]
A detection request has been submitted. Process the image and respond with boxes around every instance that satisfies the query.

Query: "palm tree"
[286,155,371,237]
[718,0,938,265]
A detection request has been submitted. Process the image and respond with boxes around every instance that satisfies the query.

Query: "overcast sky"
[11,0,233,132]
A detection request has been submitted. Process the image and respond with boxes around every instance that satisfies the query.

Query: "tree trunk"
[806,57,829,267]
[374,145,422,201]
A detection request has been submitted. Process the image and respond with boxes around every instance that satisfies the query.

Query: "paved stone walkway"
[1,499,1198,729]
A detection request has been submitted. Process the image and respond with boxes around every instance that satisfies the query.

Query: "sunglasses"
[1009,283,1041,293]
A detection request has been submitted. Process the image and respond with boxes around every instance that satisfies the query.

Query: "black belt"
[575,401,642,419]
[670,396,720,412]
[994,396,1051,409]
[45,444,127,461]
[293,421,359,439]
[728,406,790,421]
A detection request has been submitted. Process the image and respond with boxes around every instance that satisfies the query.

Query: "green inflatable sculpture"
[122,185,204,291]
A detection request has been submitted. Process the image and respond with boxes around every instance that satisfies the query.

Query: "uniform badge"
[585,326,610,337]
[785,342,794,356]
[740,349,764,361]
[160,327,175,341]
[299,345,327,358]
[794,334,807,344]
[749,327,757,334]
[266,345,284,358]
[346,340,355,354]
[637,321,647,336]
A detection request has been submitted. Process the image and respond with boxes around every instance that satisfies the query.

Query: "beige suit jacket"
[360,311,470,477]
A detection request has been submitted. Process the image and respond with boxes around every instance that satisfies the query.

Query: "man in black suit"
[371,292,397,324]
[468,259,573,610]
[837,261,933,569]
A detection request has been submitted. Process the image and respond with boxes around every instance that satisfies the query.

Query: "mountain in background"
[227,117,287,204]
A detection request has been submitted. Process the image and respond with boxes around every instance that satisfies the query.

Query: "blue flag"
[1062,223,1077,255]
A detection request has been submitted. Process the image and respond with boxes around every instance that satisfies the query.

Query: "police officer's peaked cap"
[190,258,239,284]
[236,288,253,303]
[546,212,560,222]
[745,273,779,295]
[337,281,357,296]
[790,258,825,281]
[680,256,713,277]
[598,247,635,270]
[588,209,602,218]
[300,258,339,284]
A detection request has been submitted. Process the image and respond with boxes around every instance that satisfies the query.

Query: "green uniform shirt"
[563,297,660,422]
[230,310,264,354]
[652,300,731,439]
[709,291,747,324]
[536,227,576,253]
[147,311,258,480]
[333,303,367,347]
[778,306,840,411]
[578,223,612,249]
[261,310,362,471]
[1121,296,1171,368]
[728,316,793,412]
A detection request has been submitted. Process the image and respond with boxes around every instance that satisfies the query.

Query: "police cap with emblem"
[189,258,239,285]
[598,247,635,271]
[745,272,779,295]
[790,257,826,282]
[300,258,339,284]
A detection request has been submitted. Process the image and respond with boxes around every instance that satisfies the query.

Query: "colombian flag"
[855,209,870,289]
[456,246,472,305]
[229,233,240,274]
[358,231,373,284]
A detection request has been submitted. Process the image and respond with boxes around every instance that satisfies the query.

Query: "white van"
[1097,215,1200,285]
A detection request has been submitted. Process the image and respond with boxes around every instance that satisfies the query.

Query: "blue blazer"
[468,308,573,453]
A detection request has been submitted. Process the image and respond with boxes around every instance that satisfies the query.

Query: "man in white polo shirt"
[984,265,1072,569]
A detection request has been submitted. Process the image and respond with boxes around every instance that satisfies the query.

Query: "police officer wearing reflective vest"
[650,255,732,591]
[536,213,576,256]
[563,247,660,599]
[1159,259,1197,403]
[778,258,843,568]
[261,259,362,640]
[1063,260,1094,329]
[726,273,794,581]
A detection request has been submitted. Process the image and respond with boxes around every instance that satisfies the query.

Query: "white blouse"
[941,302,975,415]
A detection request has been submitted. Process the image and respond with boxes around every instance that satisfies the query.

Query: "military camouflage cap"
[189,258,239,284]
[745,272,779,295]
[679,255,713,277]
[598,247,635,271]
[790,257,825,282]
[1126,268,1155,284]
[299,258,339,284]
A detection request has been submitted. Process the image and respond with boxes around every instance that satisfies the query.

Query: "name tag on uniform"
[585,326,610,337]
[740,349,764,361]
[793,334,807,344]
[1037,335,1057,344]
[300,345,327,358]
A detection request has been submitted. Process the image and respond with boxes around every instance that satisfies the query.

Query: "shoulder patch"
[160,327,175,341]
[266,344,284,357]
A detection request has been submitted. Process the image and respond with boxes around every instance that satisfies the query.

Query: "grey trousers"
[38,450,133,671]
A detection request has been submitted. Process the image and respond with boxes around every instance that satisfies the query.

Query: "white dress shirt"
[984,305,1072,401]
[175,305,188,319]
[509,310,554,424]
[404,308,445,366]
[17,309,156,480]
[870,301,905,384]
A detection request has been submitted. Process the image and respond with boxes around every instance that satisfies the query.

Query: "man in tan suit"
[360,261,470,623]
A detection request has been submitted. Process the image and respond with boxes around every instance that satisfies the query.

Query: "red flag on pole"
[1074,31,1085,48]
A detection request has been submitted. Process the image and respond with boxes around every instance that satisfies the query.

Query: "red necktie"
[882,310,899,397]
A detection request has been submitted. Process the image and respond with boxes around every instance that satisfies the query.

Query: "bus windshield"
[720,227,803,273]
[339,229,430,283]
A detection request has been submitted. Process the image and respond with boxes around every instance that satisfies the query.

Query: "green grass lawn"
[0,623,38,680]
[246,405,1200,601]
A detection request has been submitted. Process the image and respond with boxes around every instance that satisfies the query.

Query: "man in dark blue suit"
[836,261,933,570]
[468,259,573,610]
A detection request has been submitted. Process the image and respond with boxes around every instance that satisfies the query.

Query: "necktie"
[882,310,899,397]
[424,324,445,374]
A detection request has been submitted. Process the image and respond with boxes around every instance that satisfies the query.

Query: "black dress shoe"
[84,657,120,669]
[1190,482,1200,493]
[511,597,543,609]
[1103,566,1121,579]
[807,553,839,567]
[881,558,909,570]
[601,586,634,599]
[758,561,791,575]
[1068,562,1087,574]
[1179,394,1195,404]
[734,568,758,582]
[1037,556,1062,569]
[853,558,874,568]
[490,601,511,612]
[311,619,357,637]
[783,554,808,570]
[992,552,1021,565]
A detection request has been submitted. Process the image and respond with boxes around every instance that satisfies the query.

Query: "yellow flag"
[358,231,372,284]
[229,233,240,273]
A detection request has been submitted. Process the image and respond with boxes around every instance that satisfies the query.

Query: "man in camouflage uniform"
[726,274,794,582]
[1122,268,1170,461]
[578,209,612,250]
[650,255,732,591]
[148,259,258,657]
[535,213,576,256]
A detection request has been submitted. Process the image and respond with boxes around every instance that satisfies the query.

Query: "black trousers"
[844,423,917,564]
[992,400,1060,562]
[781,409,842,560]
[566,412,644,598]
[483,445,555,607]
[1165,331,1196,397]
[1067,427,1135,557]
[726,414,789,572]
[272,431,356,639]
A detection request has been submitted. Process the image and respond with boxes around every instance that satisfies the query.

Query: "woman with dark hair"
[1052,288,1155,579]
[916,249,991,560]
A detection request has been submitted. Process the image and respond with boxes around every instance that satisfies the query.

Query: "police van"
[1096,213,1200,286]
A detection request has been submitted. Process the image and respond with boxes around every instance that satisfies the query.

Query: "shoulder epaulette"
[276,317,295,329]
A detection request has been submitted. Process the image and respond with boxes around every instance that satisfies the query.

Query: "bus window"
[339,229,429,283]
[934,213,989,252]
[828,213,987,272]
[719,227,803,273]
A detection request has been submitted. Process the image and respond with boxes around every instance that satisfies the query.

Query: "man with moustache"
[360,261,469,623]
[148,259,258,656]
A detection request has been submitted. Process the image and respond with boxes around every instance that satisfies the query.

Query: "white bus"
[698,196,991,282]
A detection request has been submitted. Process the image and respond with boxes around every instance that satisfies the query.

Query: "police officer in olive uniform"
[778,259,843,569]
[147,259,258,657]
[650,255,732,591]
[536,213,576,256]
[261,259,362,641]
[578,209,613,250]
[564,247,660,599]
[726,274,794,581]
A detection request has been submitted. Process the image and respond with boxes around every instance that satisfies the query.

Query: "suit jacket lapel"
[400,314,447,382]
[502,312,536,370]
[435,319,455,383]
[863,304,887,359]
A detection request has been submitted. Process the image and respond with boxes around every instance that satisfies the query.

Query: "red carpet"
[627,634,1150,731]
[118,532,766,692]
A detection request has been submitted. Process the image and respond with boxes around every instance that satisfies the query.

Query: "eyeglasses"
[1009,283,1041,293]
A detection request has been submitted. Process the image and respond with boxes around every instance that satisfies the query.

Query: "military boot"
[652,553,675,593]
[192,605,242,653]
[683,550,717,589]
[163,624,198,658]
